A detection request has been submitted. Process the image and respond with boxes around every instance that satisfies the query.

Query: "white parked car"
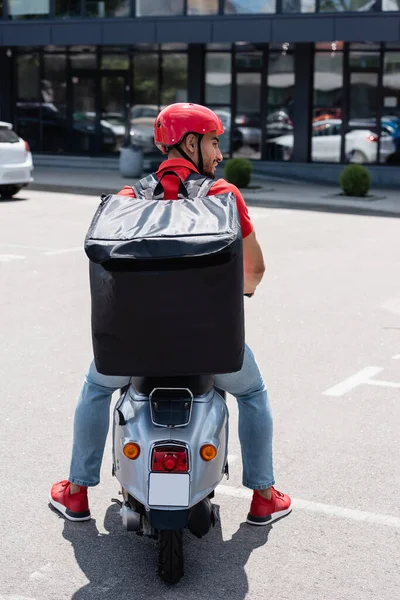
[0,121,33,198]
[270,119,395,163]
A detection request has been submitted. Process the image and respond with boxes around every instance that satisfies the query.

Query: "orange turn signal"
[123,442,140,460]
[200,444,218,461]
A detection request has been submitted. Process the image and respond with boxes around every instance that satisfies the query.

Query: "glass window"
[320,0,377,10]
[161,44,187,51]
[161,53,188,105]
[55,0,81,16]
[136,0,184,16]
[188,0,219,13]
[383,53,400,118]
[101,54,130,69]
[348,51,379,163]
[42,54,68,152]
[383,0,400,8]
[70,49,97,70]
[206,53,232,105]
[234,72,261,159]
[349,53,379,121]
[16,54,41,151]
[0,127,20,144]
[207,44,232,50]
[312,51,343,163]
[209,106,232,156]
[236,52,263,70]
[266,53,295,161]
[380,53,400,162]
[8,0,50,18]
[133,53,159,107]
[282,0,316,11]
[85,1,130,17]
[224,0,276,13]
[132,53,159,155]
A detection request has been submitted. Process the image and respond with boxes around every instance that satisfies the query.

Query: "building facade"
[0,1,399,171]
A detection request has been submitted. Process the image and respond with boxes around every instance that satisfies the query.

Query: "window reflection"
[224,0,276,12]
[383,0,400,8]
[161,54,188,105]
[381,52,400,162]
[85,1,130,17]
[188,0,219,13]
[8,0,50,19]
[266,53,295,161]
[42,54,67,152]
[320,0,377,10]
[282,0,316,11]
[206,53,232,105]
[136,0,184,16]
[233,72,261,159]
[16,54,41,151]
[55,0,81,16]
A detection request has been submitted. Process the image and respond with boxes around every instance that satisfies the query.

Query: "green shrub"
[224,158,253,188]
[339,164,371,197]
[386,151,400,165]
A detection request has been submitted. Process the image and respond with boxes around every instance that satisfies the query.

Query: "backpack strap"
[184,172,215,198]
[131,171,215,201]
[131,173,159,200]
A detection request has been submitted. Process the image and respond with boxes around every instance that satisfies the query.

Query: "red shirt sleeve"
[117,186,136,198]
[209,179,254,239]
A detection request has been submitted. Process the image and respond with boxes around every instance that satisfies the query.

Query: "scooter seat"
[131,375,214,396]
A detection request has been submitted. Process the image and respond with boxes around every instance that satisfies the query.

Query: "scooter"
[111,375,229,584]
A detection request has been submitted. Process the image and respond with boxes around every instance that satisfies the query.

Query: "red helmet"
[154,103,224,153]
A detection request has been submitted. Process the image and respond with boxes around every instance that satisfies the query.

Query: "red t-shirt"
[118,158,254,239]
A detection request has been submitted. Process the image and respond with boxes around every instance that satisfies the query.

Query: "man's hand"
[243,231,265,294]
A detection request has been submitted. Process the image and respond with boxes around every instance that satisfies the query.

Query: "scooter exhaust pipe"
[120,504,141,532]
[187,497,214,539]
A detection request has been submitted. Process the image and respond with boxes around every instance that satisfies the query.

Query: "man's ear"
[182,133,197,154]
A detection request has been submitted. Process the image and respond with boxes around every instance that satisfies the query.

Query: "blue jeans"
[69,344,274,491]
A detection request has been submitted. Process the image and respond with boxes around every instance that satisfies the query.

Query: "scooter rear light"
[123,442,140,460]
[200,444,218,461]
[152,446,188,473]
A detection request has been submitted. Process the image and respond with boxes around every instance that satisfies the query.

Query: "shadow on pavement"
[245,197,400,219]
[63,502,272,600]
[0,195,29,203]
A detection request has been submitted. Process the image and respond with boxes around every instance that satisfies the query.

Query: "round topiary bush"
[224,158,253,188]
[386,151,400,165]
[339,164,371,197]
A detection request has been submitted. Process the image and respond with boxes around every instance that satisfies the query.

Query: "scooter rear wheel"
[158,529,184,584]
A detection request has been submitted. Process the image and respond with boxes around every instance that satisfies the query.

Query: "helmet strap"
[174,133,204,174]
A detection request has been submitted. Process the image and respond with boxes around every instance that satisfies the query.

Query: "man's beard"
[203,163,216,179]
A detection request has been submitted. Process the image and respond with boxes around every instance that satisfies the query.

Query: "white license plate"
[148,473,190,507]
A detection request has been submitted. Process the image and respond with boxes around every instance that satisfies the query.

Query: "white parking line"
[0,254,26,262]
[43,247,83,256]
[217,485,400,529]
[0,243,53,251]
[323,367,383,397]
[381,297,400,316]
[323,366,400,396]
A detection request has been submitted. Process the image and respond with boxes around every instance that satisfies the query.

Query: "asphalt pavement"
[0,188,399,600]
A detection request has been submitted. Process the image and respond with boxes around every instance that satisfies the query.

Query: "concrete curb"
[29,181,400,218]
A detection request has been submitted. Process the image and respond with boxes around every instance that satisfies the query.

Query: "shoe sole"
[49,494,91,522]
[246,507,292,526]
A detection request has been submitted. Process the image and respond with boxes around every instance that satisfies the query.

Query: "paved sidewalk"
[29,164,400,218]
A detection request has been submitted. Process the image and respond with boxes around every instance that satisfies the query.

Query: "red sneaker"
[247,487,292,526]
[49,480,91,522]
